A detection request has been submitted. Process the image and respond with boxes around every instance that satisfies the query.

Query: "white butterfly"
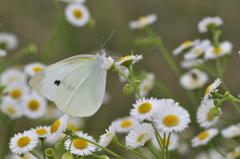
[29,50,110,117]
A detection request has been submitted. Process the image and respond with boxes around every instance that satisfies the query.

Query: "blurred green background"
[1,0,240,158]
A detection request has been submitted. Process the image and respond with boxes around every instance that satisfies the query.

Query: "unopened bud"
[123,84,134,96]
[213,98,221,107]
[62,152,73,159]
[45,148,54,157]
[55,142,65,152]
[210,107,221,116]
[86,17,95,28]
[135,80,141,85]
[99,155,110,159]
[21,44,37,55]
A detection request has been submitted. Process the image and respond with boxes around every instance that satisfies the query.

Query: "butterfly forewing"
[29,54,96,101]
[54,58,107,117]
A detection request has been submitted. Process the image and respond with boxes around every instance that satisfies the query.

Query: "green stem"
[40,16,66,63]
[147,145,160,159]
[1,120,16,159]
[113,67,134,86]
[40,138,46,159]
[66,132,125,159]
[216,57,222,79]
[220,117,236,126]
[30,151,42,159]
[128,67,142,99]
[208,142,226,158]
[145,27,181,78]
[116,142,148,159]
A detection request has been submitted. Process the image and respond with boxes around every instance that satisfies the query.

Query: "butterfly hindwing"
[54,58,107,117]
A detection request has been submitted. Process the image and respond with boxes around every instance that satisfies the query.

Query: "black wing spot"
[54,80,61,86]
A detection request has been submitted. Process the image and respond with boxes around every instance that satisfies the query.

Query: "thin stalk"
[146,145,160,159]
[128,67,142,99]
[40,138,46,159]
[116,142,148,159]
[30,151,41,159]
[145,27,181,78]
[40,16,66,63]
[220,117,236,126]
[208,142,227,158]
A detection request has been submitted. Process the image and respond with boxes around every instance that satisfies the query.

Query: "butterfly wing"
[54,58,107,117]
[29,54,96,101]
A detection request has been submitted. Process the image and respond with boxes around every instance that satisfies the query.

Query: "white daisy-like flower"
[0,97,23,119]
[129,14,157,29]
[130,97,159,122]
[60,0,86,3]
[172,39,200,55]
[0,49,6,56]
[221,123,240,139]
[151,131,179,151]
[114,116,139,133]
[0,32,18,50]
[9,130,39,155]
[98,56,115,71]
[197,99,221,128]
[184,39,211,60]
[153,99,191,133]
[24,62,45,76]
[125,123,154,149]
[64,131,97,156]
[98,122,117,149]
[22,93,47,119]
[180,59,204,69]
[4,152,41,159]
[202,78,221,103]
[204,41,232,60]
[47,114,69,143]
[191,128,219,147]
[180,69,208,90]
[138,73,155,97]
[198,16,223,33]
[32,126,50,138]
[6,81,30,100]
[0,68,27,86]
[65,3,90,27]
[116,54,143,68]
[226,147,240,159]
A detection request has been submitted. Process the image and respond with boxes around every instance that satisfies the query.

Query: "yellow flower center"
[138,102,152,114]
[33,66,43,73]
[136,133,148,143]
[207,111,215,121]
[36,128,48,136]
[194,48,201,54]
[10,89,22,99]
[6,106,16,114]
[212,47,223,54]
[66,125,78,132]
[181,40,192,46]
[204,83,213,96]
[198,131,209,141]
[73,9,83,19]
[28,99,40,111]
[143,83,151,91]
[17,136,30,147]
[120,120,133,128]
[163,115,179,127]
[50,120,61,133]
[230,150,239,158]
[118,55,132,62]
[73,139,88,149]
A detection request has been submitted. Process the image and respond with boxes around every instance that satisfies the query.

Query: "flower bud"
[55,142,65,152]
[99,155,110,159]
[62,152,73,159]
[45,148,55,157]
[86,17,95,28]
[213,98,221,107]
[123,84,135,96]
[210,107,221,116]
[21,44,37,55]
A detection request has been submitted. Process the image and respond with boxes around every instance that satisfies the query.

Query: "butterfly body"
[29,52,107,117]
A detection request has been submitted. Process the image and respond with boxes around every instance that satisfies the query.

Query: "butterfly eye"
[54,80,61,86]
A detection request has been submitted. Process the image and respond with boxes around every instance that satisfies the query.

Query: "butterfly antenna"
[100,32,104,49]
[101,26,118,50]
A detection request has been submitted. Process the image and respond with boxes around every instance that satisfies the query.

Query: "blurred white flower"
[172,39,200,55]
[0,32,18,50]
[198,16,223,33]
[205,41,232,60]
[129,14,157,29]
